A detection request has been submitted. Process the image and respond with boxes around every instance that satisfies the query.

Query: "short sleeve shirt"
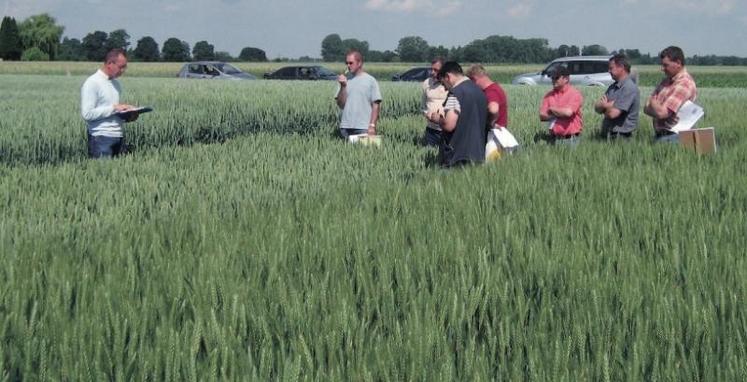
[601,76,640,133]
[650,69,697,131]
[443,94,461,114]
[422,77,448,130]
[336,72,382,130]
[540,85,584,136]
[483,83,508,128]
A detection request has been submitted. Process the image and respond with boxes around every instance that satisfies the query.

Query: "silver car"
[177,61,257,80]
[512,56,613,87]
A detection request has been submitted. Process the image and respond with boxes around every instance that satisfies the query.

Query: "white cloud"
[507,1,533,19]
[653,0,736,16]
[364,0,430,12]
[364,0,462,17]
[432,1,461,17]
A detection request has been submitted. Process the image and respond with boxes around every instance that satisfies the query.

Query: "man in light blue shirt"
[335,50,382,139]
[80,48,139,158]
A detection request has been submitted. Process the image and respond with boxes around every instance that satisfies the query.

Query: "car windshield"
[217,63,242,75]
[543,62,563,75]
[315,67,336,76]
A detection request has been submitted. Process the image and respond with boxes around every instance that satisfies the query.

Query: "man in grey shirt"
[594,53,640,141]
[335,50,382,139]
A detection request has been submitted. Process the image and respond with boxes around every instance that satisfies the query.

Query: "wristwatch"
[369,123,376,128]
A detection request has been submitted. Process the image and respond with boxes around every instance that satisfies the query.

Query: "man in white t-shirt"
[335,50,382,139]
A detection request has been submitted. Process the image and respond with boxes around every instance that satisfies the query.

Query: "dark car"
[263,65,338,80]
[391,67,431,82]
[177,61,256,80]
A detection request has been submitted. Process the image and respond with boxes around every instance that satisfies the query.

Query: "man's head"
[608,53,631,82]
[430,57,444,80]
[103,49,128,79]
[345,50,364,75]
[466,64,492,89]
[659,46,685,79]
[437,61,464,90]
[550,66,570,90]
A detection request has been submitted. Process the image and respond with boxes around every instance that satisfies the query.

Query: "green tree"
[82,31,108,61]
[215,51,233,61]
[192,40,215,61]
[162,38,190,61]
[57,37,84,61]
[105,29,130,51]
[21,46,49,61]
[133,36,159,62]
[341,38,368,57]
[239,47,267,62]
[18,13,64,60]
[0,17,23,60]
[397,36,429,62]
[321,33,344,62]
[582,44,609,56]
[428,45,449,61]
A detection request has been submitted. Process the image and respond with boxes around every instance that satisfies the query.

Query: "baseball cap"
[550,66,570,79]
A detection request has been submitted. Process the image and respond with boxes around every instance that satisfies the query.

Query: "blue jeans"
[422,127,442,147]
[655,132,679,144]
[551,134,581,147]
[88,134,125,158]
[339,128,368,139]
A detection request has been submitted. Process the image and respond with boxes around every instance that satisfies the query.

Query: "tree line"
[2,13,747,65]
[0,14,268,62]
[323,34,747,66]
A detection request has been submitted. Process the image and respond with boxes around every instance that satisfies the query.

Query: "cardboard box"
[678,127,716,155]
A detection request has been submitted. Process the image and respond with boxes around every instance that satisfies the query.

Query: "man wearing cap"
[644,46,697,143]
[427,61,487,167]
[594,54,640,141]
[539,66,584,146]
[421,57,448,146]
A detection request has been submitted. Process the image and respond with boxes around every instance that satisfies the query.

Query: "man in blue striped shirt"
[80,49,139,158]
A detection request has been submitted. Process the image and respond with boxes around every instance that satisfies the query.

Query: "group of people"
[334,46,698,168]
[81,46,698,166]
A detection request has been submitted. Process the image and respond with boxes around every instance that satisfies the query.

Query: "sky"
[3,0,747,59]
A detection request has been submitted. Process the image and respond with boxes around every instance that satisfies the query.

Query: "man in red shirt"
[644,46,697,143]
[539,66,583,146]
[466,64,508,129]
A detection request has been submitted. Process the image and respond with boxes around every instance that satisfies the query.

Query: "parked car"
[512,56,613,86]
[392,67,431,82]
[177,61,256,80]
[262,65,338,80]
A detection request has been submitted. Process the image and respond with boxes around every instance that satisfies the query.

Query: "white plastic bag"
[485,127,519,161]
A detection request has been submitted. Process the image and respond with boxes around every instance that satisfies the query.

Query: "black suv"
[263,65,338,80]
[392,67,431,82]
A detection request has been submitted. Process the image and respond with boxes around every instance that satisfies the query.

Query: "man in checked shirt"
[644,46,698,143]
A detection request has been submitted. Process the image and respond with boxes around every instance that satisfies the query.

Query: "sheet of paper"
[670,101,704,132]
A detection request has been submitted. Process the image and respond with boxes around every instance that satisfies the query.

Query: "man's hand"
[664,114,679,129]
[337,74,347,87]
[114,104,139,122]
[114,103,135,112]
[426,111,443,124]
[367,124,376,135]
[598,95,614,110]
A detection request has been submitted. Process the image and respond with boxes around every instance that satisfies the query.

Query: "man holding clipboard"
[81,49,147,158]
[644,46,697,143]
